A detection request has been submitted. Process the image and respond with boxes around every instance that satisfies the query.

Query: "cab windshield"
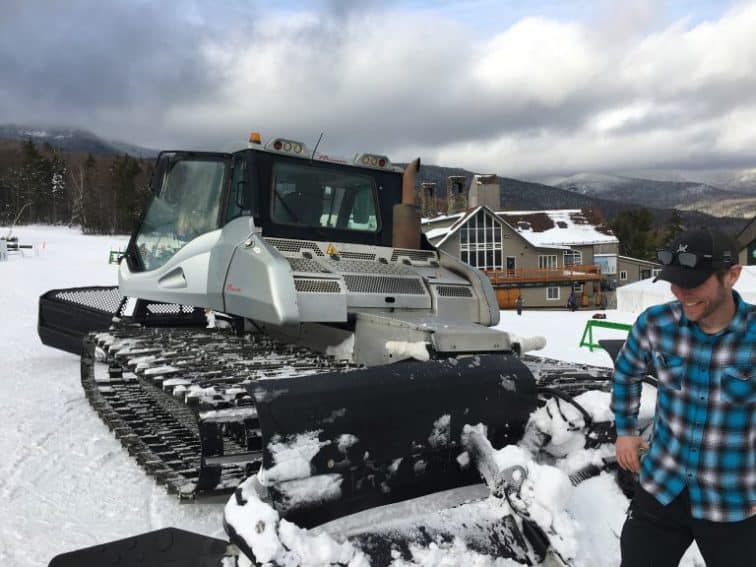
[270,162,379,232]
[135,156,227,270]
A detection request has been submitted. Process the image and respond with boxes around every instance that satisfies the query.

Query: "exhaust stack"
[393,158,422,249]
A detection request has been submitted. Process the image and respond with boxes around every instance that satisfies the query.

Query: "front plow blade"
[251,354,538,526]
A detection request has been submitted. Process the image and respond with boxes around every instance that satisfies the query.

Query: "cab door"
[120,152,232,309]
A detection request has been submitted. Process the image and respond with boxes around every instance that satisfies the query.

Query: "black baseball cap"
[654,228,738,289]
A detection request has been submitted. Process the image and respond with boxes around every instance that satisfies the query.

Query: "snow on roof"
[497,209,617,247]
[425,226,450,240]
[423,207,617,249]
[425,207,563,251]
[422,206,619,248]
[618,255,660,266]
[429,207,475,247]
[420,212,465,225]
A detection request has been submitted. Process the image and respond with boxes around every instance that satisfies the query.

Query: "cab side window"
[225,154,255,222]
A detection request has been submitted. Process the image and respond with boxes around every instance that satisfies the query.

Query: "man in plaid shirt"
[611,228,754,566]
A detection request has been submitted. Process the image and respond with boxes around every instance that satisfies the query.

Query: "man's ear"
[726,264,742,287]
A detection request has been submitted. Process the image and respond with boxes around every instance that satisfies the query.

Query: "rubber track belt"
[81,326,359,499]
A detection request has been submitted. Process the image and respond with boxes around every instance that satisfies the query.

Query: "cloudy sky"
[2,0,756,180]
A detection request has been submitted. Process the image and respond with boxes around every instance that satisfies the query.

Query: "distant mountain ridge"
[0,124,156,158]
[553,172,755,219]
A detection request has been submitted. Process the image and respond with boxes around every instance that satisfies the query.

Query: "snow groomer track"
[81,326,360,499]
[81,325,616,501]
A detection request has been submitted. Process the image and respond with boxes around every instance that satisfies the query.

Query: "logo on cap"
[676,244,688,253]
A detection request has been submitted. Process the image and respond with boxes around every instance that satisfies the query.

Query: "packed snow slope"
[0,226,703,567]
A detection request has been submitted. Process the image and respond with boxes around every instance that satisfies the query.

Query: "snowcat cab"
[119,134,512,361]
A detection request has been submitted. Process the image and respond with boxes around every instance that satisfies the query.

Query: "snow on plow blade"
[250,354,538,527]
[38,287,124,355]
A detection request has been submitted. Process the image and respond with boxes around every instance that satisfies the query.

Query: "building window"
[652,268,661,276]
[538,255,557,269]
[594,254,617,275]
[620,271,628,280]
[563,250,582,266]
[459,209,504,270]
[640,269,651,279]
[547,287,560,300]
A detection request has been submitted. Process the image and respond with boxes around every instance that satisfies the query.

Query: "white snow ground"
[0,226,703,567]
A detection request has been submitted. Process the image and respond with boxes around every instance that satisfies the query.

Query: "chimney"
[468,174,501,211]
[447,176,467,214]
[420,182,437,218]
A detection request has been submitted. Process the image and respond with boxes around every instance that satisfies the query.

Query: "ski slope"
[0,226,703,567]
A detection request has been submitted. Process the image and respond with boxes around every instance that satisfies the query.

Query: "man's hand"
[615,435,649,473]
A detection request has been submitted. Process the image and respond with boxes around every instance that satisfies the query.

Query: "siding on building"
[616,256,662,287]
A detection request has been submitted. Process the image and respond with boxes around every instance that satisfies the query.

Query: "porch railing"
[485,264,602,285]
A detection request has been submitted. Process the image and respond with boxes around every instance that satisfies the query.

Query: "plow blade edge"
[251,354,538,526]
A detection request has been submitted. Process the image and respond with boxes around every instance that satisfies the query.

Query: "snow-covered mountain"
[0,124,156,157]
[553,172,755,219]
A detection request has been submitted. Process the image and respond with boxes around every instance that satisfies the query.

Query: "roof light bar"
[354,153,391,169]
[265,138,308,156]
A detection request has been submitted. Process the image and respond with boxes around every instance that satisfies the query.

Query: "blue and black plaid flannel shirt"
[611,290,755,522]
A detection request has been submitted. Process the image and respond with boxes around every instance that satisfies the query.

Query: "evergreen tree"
[69,153,97,229]
[110,154,142,233]
[610,208,657,260]
[49,151,68,224]
[17,140,51,223]
[662,209,684,246]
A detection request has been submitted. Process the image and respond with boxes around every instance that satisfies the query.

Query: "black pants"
[620,484,756,566]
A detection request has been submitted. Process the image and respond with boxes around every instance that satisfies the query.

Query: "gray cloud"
[0,0,230,133]
[1,0,754,178]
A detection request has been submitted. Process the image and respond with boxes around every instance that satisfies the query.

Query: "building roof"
[425,206,550,250]
[618,255,661,267]
[422,206,617,250]
[427,206,486,248]
[496,209,618,247]
[421,212,466,226]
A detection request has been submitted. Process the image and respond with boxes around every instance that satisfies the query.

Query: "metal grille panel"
[325,259,416,276]
[265,238,324,256]
[288,258,331,273]
[55,287,124,314]
[390,249,437,263]
[294,279,341,293]
[147,303,196,314]
[339,251,376,260]
[343,275,426,295]
[436,285,473,298]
